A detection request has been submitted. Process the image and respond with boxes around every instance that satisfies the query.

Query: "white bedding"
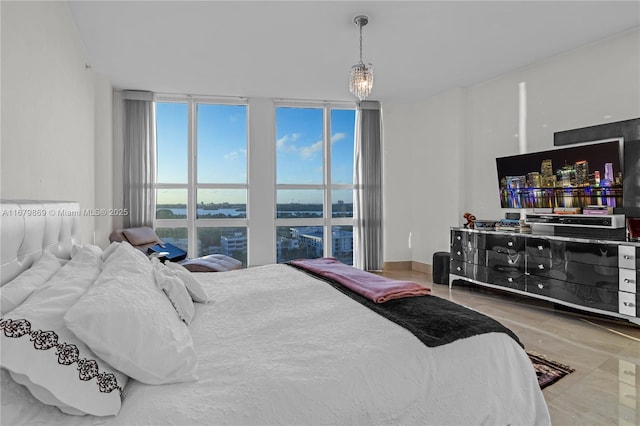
[1,264,550,425]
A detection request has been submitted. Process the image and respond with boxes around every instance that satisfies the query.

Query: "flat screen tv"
[496,139,624,209]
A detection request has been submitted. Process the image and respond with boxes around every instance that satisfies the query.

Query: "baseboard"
[383,261,412,271]
[383,260,431,275]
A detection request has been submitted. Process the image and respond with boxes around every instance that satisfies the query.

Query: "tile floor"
[379,269,640,426]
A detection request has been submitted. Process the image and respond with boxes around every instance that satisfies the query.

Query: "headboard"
[0,200,81,285]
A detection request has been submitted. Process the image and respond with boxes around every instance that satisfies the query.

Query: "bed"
[0,200,551,425]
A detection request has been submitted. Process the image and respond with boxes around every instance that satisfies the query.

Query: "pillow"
[165,261,212,303]
[121,227,160,247]
[100,241,121,262]
[70,243,103,259]
[0,251,62,315]
[0,246,127,416]
[151,259,195,324]
[64,242,198,385]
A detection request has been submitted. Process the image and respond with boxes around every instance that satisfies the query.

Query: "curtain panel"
[123,91,156,228]
[353,101,383,271]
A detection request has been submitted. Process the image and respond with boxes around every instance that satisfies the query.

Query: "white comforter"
[1,264,550,425]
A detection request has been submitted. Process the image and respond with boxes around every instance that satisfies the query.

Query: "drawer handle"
[624,255,631,260]
[457,251,461,256]
[537,264,545,270]
[457,236,461,241]
[507,277,513,283]
[538,245,544,251]
[507,241,513,247]
[537,283,544,289]
[623,301,636,308]
[623,278,635,284]
[456,266,462,272]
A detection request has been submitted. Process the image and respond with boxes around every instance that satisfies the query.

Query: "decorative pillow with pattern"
[0,246,127,416]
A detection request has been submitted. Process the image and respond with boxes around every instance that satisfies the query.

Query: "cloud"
[277,132,345,159]
[277,133,301,151]
[331,132,346,144]
[300,140,323,158]
[224,148,247,160]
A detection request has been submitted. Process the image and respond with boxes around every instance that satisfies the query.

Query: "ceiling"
[68,1,640,103]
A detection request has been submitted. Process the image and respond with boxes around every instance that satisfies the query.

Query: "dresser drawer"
[619,291,637,317]
[527,278,619,313]
[451,246,478,263]
[619,268,639,293]
[450,260,475,280]
[525,238,551,258]
[564,241,618,267]
[476,233,525,253]
[451,230,473,248]
[476,265,526,291]
[526,238,565,261]
[478,249,525,270]
[619,245,638,269]
[526,254,566,278]
[527,259,618,291]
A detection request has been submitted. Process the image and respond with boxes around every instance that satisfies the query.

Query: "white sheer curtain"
[123,91,156,228]
[353,101,383,271]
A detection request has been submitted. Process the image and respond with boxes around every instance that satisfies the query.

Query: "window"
[155,98,248,266]
[275,104,355,265]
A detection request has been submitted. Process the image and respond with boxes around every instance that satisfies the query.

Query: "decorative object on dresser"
[463,212,476,229]
[450,227,639,326]
[474,220,498,230]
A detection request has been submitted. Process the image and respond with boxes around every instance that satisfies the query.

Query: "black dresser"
[450,227,640,326]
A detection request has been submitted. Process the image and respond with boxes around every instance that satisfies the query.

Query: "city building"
[574,160,589,186]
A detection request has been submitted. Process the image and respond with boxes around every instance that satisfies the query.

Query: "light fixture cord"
[359,20,364,64]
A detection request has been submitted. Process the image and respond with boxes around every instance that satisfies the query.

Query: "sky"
[156,103,355,205]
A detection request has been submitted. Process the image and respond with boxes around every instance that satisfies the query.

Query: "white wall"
[247,98,276,266]
[1,1,109,244]
[466,28,640,220]
[382,89,465,264]
[380,103,415,262]
[383,28,640,267]
[94,74,114,247]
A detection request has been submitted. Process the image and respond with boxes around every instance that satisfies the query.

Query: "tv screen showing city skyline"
[496,139,624,209]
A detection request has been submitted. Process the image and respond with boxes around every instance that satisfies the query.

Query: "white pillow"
[0,251,62,315]
[165,261,212,303]
[64,242,198,385]
[0,246,127,416]
[100,241,121,262]
[152,259,195,324]
[70,243,99,258]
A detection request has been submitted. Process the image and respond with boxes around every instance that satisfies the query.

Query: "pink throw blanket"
[288,258,431,303]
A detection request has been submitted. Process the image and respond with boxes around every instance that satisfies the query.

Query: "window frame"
[274,100,355,262]
[154,95,249,261]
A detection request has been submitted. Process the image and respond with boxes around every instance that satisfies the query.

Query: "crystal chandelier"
[349,15,374,101]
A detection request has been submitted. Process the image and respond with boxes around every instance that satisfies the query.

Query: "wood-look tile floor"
[378,269,640,426]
